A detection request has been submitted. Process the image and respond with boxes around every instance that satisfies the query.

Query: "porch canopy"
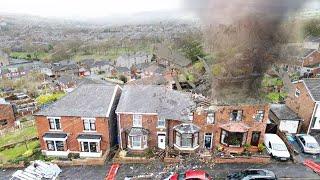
[220,122,250,133]
[43,132,68,140]
[77,134,102,141]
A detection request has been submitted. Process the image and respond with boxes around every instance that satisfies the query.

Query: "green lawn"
[0,140,39,163]
[0,126,37,147]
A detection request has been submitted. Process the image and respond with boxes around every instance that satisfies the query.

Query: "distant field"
[74,46,154,62]
[10,51,51,61]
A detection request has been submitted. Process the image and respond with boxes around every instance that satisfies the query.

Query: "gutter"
[307,103,318,135]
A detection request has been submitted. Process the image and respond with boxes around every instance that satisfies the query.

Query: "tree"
[304,19,320,37]
[180,39,206,63]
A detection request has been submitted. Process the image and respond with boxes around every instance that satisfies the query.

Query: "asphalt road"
[1,160,319,180]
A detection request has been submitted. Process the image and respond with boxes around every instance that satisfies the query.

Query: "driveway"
[287,134,320,163]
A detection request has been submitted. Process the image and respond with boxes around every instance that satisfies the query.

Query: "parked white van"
[264,133,290,161]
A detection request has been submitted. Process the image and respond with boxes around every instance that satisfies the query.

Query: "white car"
[296,134,320,154]
[264,133,290,161]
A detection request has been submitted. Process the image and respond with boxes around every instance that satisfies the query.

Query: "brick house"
[0,98,15,130]
[301,49,320,77]
[286,78,320,134]
[34,84,121,158]
[116,85,269,153]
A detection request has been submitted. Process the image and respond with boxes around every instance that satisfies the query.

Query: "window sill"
[49,129,63,132]
[83,130,97,133]
[156,126,166,129]
[174,144,199,151]
[43,149,69,157]
[128,146,148,151]
[80,151,102,158]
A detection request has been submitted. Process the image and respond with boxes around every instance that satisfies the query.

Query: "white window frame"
[207,113,215,124]
[82,118,96,132]
[157,117,166,128]
[131,136,142,148]
[45,140,65,151]
[295,88,301,97]
[79,141,100,153]
[47,117,62,131]
[133,114,142,127]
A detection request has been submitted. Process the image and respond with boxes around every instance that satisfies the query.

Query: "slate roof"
[116,85,195,121]
[43,132,67,139]
[174,123,200,134]
[302,49,316,58]
[303,78,320,102]
[77,133,102,140]
[35,84,118,117]
[126,127,149,136]
[270,104,301,120]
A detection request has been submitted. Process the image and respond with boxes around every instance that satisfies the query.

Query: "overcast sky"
[0,0,183,18]
[0,0,319,20]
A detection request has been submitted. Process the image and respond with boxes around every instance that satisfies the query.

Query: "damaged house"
[286,78,320,134]
[116,85,269,154]
[34,84,121,158]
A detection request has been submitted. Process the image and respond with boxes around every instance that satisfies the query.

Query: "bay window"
[174,124,200,149]
[220,130,247,147]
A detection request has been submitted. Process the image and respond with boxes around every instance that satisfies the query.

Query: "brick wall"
[118,113,166,149]
[120,104,268,153]
[35,116,110,152]
[286,82,315,132]
[0,104,15,130]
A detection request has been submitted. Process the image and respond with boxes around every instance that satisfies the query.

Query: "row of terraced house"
[33,78,320,158]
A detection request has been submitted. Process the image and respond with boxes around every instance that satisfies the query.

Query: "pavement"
[1,160,319,180]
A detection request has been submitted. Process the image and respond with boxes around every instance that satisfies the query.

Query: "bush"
[144,148,154,159]
[243,143,251,152]
[258,143,265,152]
[68,152,80,160]
[22,149,34,158]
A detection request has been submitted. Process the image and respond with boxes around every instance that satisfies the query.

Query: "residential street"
[1,160,319,180]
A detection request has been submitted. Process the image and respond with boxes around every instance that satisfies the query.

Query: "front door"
[158,134,166,149]
[204,133,212,149]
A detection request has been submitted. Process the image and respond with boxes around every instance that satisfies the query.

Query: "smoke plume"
[183,0,307,104]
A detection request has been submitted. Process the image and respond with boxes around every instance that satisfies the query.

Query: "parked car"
[264,133,290,161]
[296,134,320,154]
[167,170,212,180]
[227,169,276,180]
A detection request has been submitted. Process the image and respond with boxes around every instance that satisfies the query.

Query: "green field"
[0,126,37,147]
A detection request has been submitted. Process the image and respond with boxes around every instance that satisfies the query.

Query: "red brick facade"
[286,81,316,132]
[35,115,110,154]
[118,104,269,153]
[0,104,15,130]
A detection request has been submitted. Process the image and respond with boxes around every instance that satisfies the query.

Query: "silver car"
[296,134,320,154]
[227,169,277,180]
